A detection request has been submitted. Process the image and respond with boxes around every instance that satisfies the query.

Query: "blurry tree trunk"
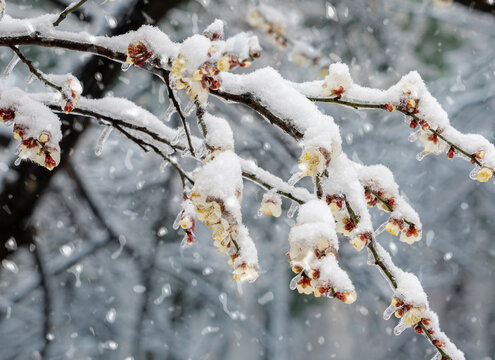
[454,0,495,14]
[0,0,182,262]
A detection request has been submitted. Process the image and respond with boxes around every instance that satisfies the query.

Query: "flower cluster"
[386,218,421,245]
[299,146,331,178]
[258,191,282,217]
[246,7,288,49]
[126,40,153,67]
[388,297,426,334]
[407,110,494,182]
[173,196,196,246]
[363,185,421,245]
[1,106,60,170]
[171,22,261,103]
[325,194,357,237]
[190,151,259,282]
[288,201,356,303]
[321,63,353,99]
[60,76,82,114]
[299,125,341,179]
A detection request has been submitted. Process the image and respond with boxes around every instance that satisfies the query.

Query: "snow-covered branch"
[2,6,491,359]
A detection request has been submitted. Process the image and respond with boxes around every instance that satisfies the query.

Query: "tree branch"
[309,96,483,167]
[53,0,89,27]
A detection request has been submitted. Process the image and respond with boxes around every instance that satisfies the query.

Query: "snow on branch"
[300,63,495,183]
[0,7,481,358]
[0,88,61,169]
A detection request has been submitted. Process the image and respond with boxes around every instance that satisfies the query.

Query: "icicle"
[469,166,480,181]
[172,211,182,230]
[171,128,185,146]
[121,63,131,72]
[180,234,190,248]
[163,103,176,122]
[430,352,442,360]
[26,72,36,84]
[374,221,388,236]
[408,129,420,142]
[416,151,428,161]
[180,148,193,158]
[196,142,209,159]
[287,201,299,218]
[288,171,304,186]
[1,53,20,79]
[160,160,170,172]
[383,304,397,320]
[366,247,376,266]
[289,273,302,290]
[393,320,409,336]
[94,126,113,156]
[183,99,195,116]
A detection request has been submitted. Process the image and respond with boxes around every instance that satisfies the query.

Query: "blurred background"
[0,0,494,359]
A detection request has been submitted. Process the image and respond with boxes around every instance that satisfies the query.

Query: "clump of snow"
[203,112,234,151]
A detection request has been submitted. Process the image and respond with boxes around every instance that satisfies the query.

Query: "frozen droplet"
[469,166,479,180]
[444,252,453,261]
[46,333,55,341]
[172,212,182,230]
[183,99,195,116]
[2,53,20,79]
[5,237,17,251]
[159,160,170,172]
[408,130,420,142]
[105,308,116,323]
[416,151,428,161]
[163,103,176,122]
[121,63,131,72]
[290,274,302,290]
[318,336,325,344]
[288,201,299,219]
[95,126,113,156]
[14,157,22,166]
[383,304,396,320]
[374,221,387,236]
[393,321,408,336]
[2,259,18,273]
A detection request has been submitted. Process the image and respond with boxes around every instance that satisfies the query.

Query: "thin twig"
[163,74,196,157]
[53,0,89,27]
[9,46,64,94]
[309,96,483,167]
